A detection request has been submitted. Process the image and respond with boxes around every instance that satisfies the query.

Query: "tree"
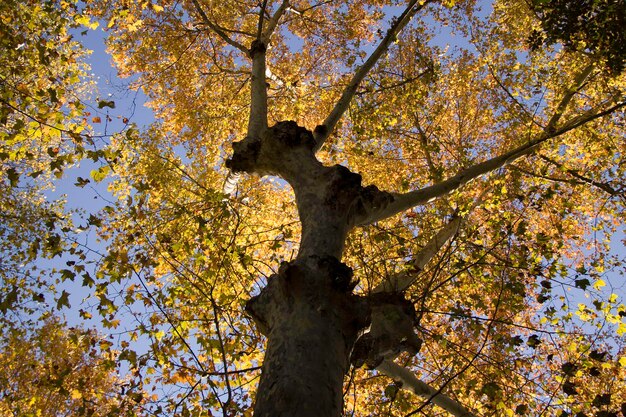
[0,0,101,314]
[5,0,626,416]
[0,2,144,414]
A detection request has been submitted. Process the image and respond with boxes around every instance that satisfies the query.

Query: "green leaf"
[56,290,71,310]
[59,269,76,281]
[97,100,116,109]
[0,286,19,313]
[74,176,90,187]
[575,278,590,289]
[82,273,95,287]
[562,380,577,396]
[527,334,541,348]
[87,214,102,227]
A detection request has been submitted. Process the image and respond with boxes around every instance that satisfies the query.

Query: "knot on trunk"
[322,165,395,224]
[352,184,395,225]
[271,120,316,150]
[325,165,362,210]
[225,137,261,173]
[313,255,358,292]
[249,39,266,57]
[351,292,422,369]
[225,121,316,179]
[245,258,367,341]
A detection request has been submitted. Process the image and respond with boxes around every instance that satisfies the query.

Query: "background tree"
[0,0,103,315]
[1,2,145,414]
[3,0,625,416]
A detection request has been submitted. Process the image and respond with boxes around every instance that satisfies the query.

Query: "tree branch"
[312,0,433,151]
[224,1,289,191]
[545,64,594,130]
[191,0,249,54]
[224,1,289,192]
[370,183,491,293]
[359,94,625,225]
[257,0,269,39]
[247,44,269,138]
[376,360,477,417]
[414,115,442,181]
[261,0,290,44]
[223,171,241,195]
[537,154,622,196]
[372,215,462,293]
[248,1,290,137]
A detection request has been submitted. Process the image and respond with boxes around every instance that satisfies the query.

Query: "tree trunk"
[227,121,408,417]
[247,258,366,417]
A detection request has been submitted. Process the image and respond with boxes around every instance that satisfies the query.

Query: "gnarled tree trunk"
[228,121,407,417]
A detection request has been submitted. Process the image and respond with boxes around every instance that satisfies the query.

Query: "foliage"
[529,0,626,73]
[0,0,99,314]
[0,316,136,417]
[2,0,626,416]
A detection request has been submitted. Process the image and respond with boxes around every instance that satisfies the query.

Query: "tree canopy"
[1,0,626,416]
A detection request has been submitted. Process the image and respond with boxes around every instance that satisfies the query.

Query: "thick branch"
[372,215,462,293]
[222,171,241,195]
[361,97,625,225]
[191,0,249,54]
[377,360,477,417]
[262,0,290,44]
[545,64,594,130]
[248,41,269,138]
[248,1,289,138]
[225,1,288,188]
[312,0,432,151]
[356,64,599,223]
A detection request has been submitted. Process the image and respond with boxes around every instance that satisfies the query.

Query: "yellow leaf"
[71,389,82,399]
[593,279,606,290]
[75,15,99,30]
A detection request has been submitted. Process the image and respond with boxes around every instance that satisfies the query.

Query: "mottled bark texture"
[227,121,420,417]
